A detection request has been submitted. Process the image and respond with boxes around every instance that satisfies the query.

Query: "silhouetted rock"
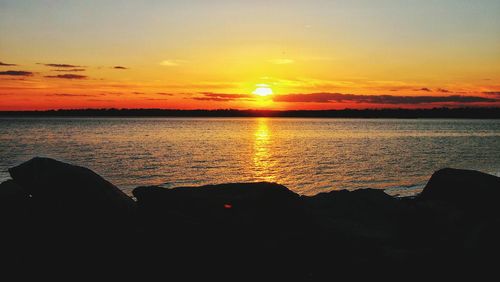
[419,168,500,214]
[301,189,423,267]
[132,182,315,280]
[4,158,138,272]
[414,168,500,266]
[133,182,308,233]
[8,157,136,229]
[0,179,31,228]
[2,157,500,277]
[0,179,30,209]
[0,180,32,266]
[304,189,406,239]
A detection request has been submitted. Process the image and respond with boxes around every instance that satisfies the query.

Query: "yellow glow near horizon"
[1,2,500,110]
[252,84,274,96]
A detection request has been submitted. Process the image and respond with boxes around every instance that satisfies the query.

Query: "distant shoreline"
[1,107,500,119]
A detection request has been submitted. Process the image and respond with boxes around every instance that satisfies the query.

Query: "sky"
[1,0,499,110]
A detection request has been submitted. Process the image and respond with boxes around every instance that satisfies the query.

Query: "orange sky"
[1,0,499,110]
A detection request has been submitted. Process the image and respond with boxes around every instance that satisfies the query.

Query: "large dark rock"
[0,179,30,209]
[416,168,500,262]
[419,168,500,214]
[0,179,31,230]
[5,157,138,271]
[3,157,499,276]
[304,189,405,237]
[0,180,32,268]
[132,182,314,280]
[8,157,136,227]
[133,182,307,232]
[302,189,419,264]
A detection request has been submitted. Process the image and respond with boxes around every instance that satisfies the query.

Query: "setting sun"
[252,84,273,97]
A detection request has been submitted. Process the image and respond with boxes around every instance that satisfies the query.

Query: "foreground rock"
[133,182,308,232]
[0,179,31,261]
[0,179,30,212]
[1,158,500,277]
[419,168,500,213]
[8,157,136,225]
[303,189,414,246]
[417,168,500,257]
[2,157,138,271]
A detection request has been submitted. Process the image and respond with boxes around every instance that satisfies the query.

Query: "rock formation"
[1,157,499,278]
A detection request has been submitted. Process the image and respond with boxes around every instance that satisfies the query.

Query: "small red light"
[224,204,232,209]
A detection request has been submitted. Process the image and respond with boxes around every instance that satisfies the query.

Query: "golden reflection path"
[252,118,277,182]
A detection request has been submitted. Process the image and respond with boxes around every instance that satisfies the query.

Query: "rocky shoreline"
[1,157,499,278]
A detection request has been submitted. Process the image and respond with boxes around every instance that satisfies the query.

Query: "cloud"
[156,92,174,96]
[192,97,237,102]
[190,92,498,104]
[417,87,432,92]
[45,74,87,79]
[0,70,33,76]
[193,92,254,102]
[0,61,17,66]
[46,93,96,97]
[86,99,115,102]
[53,68,86,72]
[41,63,81,68]
[483,91,500,96]
[113,66,128,70]
[272,93,498,104]
[269,59,294,65]
[160,60,185,66]
[437,88,450,93]
[98,93,117,96]
[192,97,232,101]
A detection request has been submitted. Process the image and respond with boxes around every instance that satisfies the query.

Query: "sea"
[1,117,499,197]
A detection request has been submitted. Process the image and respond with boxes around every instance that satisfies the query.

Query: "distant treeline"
[1,107,500,118]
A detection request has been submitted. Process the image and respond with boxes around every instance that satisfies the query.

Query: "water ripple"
[1,117,499,196]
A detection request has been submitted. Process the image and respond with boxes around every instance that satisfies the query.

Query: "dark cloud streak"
[437,88,450,93]
[191,92,499,104]
[41,63,81,68]
[273,93,498,104]
[53,68,85,72]
[195,92,254,101]
[45,74,87,79]
[483,91,500,96]
[46,93,97,97]
[193,97,236,102]
[0,70,33,76]
[0,61,17,66]
[417,87,432,92]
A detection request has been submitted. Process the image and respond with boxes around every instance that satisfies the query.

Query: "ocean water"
[1,117,499,197]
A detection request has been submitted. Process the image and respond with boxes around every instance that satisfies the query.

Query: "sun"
[252,84,273,96]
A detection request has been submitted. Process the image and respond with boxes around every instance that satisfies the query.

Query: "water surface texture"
[1,118,499,196]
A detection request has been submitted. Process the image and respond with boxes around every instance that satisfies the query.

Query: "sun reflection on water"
[252,118,276,182]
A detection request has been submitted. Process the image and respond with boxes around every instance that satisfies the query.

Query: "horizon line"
[1,107,499,119]
[2,106,500,112]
